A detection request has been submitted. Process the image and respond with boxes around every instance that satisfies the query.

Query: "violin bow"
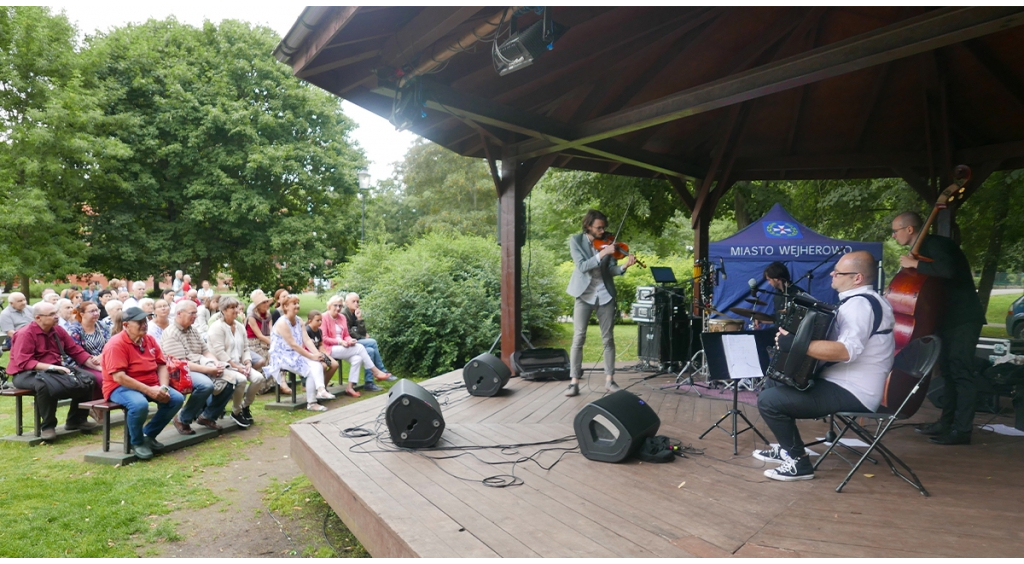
[609,195,634,246]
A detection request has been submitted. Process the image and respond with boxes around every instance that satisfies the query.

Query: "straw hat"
[249,289,270,307]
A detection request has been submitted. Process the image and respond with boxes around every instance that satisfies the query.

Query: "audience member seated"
[96,290,113,320]
[182,274,193,295]
[42,290,59,305]
[8,302,102,440]
[161,288,176,306]
[117,290,130,304]
[68,290,83,308]
[342,292,396,389]
[207,297,267,428]
[56,298,75,331]
[99,299,123,334]
[68,301,110,360]
[102,307,185,460]
[305,309,339,387]
[198,280,214,301]
[1,292,35,340]
[194,294,219,338]
[81,281,100,304]
[107,278,121,293]
[123,281,146,309]
[138,298,155,316]
[148,299,171,341]
[246,290,273,376]
[270,289,289,326]
[265,295,335,411]
[322,295,390,397]
[162,301,235,434]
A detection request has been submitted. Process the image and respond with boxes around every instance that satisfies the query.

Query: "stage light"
[493,8,568,76]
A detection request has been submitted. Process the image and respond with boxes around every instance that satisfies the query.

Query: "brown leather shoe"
[173,416,196,436]
[196,415,222,431]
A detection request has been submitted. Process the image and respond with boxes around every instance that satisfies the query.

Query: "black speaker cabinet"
[573,390,661,463]
[385,379,445,448]
[463,353,511,396]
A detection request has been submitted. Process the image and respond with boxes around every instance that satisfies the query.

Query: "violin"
[593,233,646,268]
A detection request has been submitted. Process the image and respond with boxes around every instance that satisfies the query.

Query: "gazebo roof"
[275,6,1024,184]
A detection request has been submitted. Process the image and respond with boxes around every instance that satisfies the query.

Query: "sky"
[47,2,418,183]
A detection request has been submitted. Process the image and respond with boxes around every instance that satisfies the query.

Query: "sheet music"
[722,334,763,380]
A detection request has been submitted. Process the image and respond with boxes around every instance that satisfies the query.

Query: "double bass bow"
[885,165,971,352]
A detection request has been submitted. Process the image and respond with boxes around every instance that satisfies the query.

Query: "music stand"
[698,331,774,454]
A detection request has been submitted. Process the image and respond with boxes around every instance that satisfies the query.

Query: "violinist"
[892,211,986,445]
[564,210,637,397]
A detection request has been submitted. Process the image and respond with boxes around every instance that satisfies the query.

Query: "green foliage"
[77,18,365,292]
[335,233,560,377]
[365,138,496,246]
[553,253,693,319]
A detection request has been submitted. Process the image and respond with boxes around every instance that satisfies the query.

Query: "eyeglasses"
[892,225,909,235]
[831,270,858,277]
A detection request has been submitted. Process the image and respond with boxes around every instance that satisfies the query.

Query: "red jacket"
[320,312,351,348]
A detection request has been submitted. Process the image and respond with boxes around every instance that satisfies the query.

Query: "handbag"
[166,356,193,394]
[34,367,95,397]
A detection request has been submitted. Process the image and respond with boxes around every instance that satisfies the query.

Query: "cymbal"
[729,307,775,323]
[744,297,768,306]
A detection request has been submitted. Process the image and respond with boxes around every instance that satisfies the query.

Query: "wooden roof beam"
[514,6,1024,160]
[380,7,483,68]
[289,7,360,76]
[961,39,1024,111]
[373,81,706,179]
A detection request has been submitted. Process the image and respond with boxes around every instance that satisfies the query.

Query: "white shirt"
[820,285,895,411]
[578,269,613,306]
[123,297,140,310]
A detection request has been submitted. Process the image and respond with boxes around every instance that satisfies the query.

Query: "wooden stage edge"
[291,364,1024,558]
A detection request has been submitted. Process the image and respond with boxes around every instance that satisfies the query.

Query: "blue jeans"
[178,371,234,424]
[359,338,388,383]
[110,386,184,446]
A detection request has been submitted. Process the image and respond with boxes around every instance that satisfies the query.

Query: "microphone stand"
[792,247,845,293]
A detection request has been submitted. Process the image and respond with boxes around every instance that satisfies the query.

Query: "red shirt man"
[101,325,167,400]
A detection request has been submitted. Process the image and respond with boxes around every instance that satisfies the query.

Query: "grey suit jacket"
[566,232,623,300]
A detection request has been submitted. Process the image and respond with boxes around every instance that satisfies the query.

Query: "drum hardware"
[744,297,768,306]
[728,307,774,324]
[707,318,745,332]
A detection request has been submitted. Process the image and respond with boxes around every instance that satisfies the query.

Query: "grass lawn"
[534,323,641,364]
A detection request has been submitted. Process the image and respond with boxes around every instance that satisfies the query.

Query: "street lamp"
[357,170,371,243]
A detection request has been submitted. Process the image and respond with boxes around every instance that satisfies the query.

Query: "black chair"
[814,335,942,495]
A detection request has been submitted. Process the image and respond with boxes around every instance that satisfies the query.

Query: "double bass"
[885,165,971,353]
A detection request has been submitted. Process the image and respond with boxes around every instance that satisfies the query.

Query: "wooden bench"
[0,388,40,437]
[80,399,129,454]
[265,370,305,411]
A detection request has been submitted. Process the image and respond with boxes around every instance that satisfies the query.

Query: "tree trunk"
[199,257,212,286]
[19,273,31,298]
[734,181,751,229]
[976,180,1013,312]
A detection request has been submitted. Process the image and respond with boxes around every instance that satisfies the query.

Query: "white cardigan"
[207,318,252,364]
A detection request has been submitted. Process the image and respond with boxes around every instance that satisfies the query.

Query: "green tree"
[79,18,365,292]
[0,7,118,291]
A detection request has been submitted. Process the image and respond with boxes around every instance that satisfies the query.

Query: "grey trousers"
[570,298,617,380]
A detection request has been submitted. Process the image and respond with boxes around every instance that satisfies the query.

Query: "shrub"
[554,253,693,320]
[334,233,561,377]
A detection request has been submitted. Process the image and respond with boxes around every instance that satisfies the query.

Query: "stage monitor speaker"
[463,353,511,396]
[573,390,661,463]
[385,379,445,448]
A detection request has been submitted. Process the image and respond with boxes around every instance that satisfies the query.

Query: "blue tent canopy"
[708,204,884,322]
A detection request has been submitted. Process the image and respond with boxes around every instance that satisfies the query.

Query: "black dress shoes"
[915,422,950,436]
[928,429,971,445]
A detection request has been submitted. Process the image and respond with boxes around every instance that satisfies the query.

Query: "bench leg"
[102,411,112,453]
[291,373,298,404]
[14,396,23,436]
[33,399,40,437]
[123,416,131,455]
[276,374,282,403]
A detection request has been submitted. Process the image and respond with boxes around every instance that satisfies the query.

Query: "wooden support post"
[496,150,553,368]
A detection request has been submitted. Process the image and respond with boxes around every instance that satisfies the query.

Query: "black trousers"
[937,322,983,434]
[757,379,868,459]
[12,371,92,430]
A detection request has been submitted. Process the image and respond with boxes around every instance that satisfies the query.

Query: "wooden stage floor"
[291,364,1024,558]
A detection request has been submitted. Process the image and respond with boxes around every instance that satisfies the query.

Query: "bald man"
[8,302,103,440]
[892,211,985,446]
[0,292,34,341]
[756,251,895,481]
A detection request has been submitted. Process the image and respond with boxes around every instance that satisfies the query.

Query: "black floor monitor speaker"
[464,353,511,396]
[385,379,445,448]
[573,390,661,463]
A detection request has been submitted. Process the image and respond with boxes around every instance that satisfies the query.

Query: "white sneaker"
[307,403,328,412]
[764,456,814,481]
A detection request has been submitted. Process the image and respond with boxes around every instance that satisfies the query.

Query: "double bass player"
[892,212,986,445]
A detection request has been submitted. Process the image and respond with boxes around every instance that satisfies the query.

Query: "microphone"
[748,278,759,297]
[719,258,727,279]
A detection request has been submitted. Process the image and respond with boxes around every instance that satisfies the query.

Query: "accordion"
[766,295,837,391]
